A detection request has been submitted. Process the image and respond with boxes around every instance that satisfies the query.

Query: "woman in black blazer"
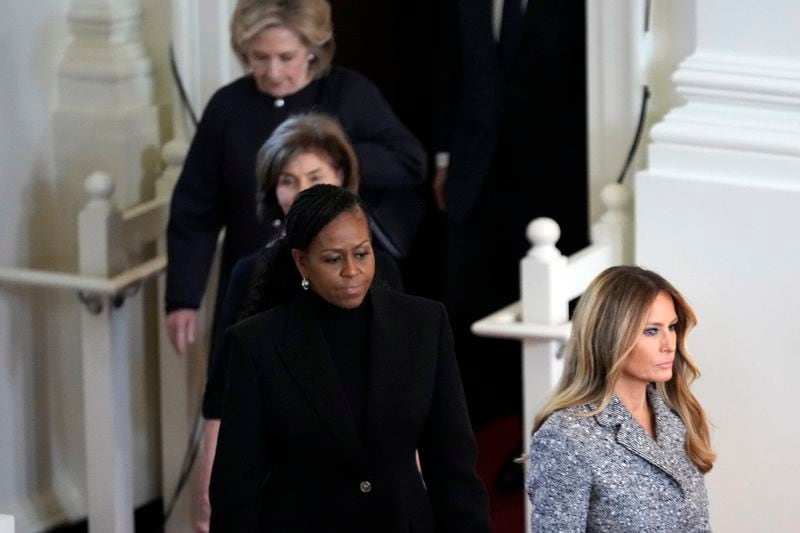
[209,185,490,532]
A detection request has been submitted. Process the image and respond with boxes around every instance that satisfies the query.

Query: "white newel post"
[0,515,14,533]
[78,173,134,533]
[519,220,569,457]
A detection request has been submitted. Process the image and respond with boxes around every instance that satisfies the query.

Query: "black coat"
[209,288,491,532]
[434,0,587,253]
[166,67,426,317]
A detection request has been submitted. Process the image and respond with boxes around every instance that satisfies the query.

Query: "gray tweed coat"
[526,386,710,532]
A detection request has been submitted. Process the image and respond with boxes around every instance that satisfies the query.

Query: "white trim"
[675,51,800,107]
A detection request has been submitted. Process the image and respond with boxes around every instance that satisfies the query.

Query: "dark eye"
[278,175,297,187]
[354,251,370,260]
[324,255,341,264]
[643,327,658,337]
[279,53,295,62]
[668,323,678,332]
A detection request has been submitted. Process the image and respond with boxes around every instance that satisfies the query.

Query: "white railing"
[471,182,632,532]
[0,140,188,532]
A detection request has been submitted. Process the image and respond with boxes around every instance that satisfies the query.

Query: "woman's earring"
[301,277,310,291]
[308,53,315,61]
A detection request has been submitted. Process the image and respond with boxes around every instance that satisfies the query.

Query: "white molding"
[650,50,800,166]
[674,51,800,107]
[58,0,154,109]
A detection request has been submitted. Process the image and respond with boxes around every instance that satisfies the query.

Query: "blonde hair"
[533,265,716,473]
[230,0,335,78]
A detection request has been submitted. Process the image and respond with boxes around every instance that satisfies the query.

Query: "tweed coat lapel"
[595,388,692,494]
[275,294,369,474]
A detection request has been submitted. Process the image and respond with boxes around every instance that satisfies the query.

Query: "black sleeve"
[202,254,257,419]
[417,303,491,533]
[165,91,228,311]
[209,330,268,532]
[332,71,428,190]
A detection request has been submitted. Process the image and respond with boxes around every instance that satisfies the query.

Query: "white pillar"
[637,1,800,530]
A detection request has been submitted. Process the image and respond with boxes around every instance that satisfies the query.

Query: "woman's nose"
[266,61,281,79]
[341,257,358,277]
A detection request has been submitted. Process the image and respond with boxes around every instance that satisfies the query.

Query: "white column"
[78,173,134,533]
[636,1,800,531]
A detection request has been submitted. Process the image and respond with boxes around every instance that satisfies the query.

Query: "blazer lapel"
[595,393,690,494]
[362,289,413,448]
[276,295,369,474]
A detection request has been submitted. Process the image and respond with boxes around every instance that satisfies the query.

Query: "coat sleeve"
[209,329,268,532]
[202,254,257,419]
[165,91,228,311]
[527,423,592,532]
[334,71,428,191]
[417,303,491,533]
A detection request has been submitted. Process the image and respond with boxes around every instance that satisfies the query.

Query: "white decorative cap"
[600,183,631,211]
[527,217,563,260]
[85,172,114,199]
[162,138,189,167]
[527,217,560,248]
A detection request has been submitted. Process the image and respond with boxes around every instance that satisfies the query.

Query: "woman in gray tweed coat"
[526,266,716,532]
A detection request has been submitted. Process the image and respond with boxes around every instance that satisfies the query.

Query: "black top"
[165,66,427,322]
[313,290,371,432]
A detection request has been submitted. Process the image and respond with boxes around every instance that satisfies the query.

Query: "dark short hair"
[256,112,359,223]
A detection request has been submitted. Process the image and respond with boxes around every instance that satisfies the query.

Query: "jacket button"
[359,481,372,493]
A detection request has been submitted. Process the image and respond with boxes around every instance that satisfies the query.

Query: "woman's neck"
[613,380,655,438]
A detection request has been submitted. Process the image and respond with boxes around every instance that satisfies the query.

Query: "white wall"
[637,0,800,530]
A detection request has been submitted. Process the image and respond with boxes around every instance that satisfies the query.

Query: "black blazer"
[434,0,587,252]
[209,288,490,532]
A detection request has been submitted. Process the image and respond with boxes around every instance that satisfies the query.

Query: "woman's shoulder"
[201,75,260,116]
[371,287,444,316]
[320,66,382,103]
[534,404,602,446]
[229,302,290,342]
